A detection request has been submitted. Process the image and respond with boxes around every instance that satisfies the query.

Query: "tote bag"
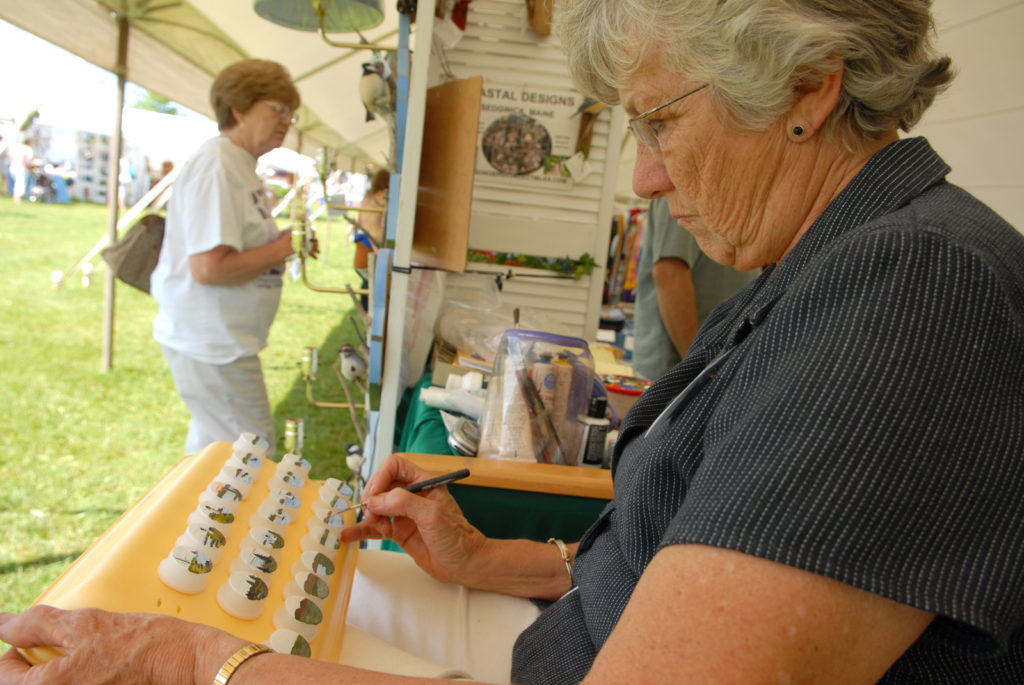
[100,213,165,294]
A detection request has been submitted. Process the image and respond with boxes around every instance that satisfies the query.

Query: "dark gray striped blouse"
[512,138,1024,684]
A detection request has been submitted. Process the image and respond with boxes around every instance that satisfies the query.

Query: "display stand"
[371,6,435,476]
[371,0,625,469]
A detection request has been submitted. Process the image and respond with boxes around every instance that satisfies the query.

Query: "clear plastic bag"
[476,329,594,465]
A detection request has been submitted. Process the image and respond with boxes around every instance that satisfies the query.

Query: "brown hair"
[369,168,391,195]
[210,59,301,131]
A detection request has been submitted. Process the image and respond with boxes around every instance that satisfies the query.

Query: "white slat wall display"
[915,0,1024,233]
[443,266,593,337]
[424,0,625,338]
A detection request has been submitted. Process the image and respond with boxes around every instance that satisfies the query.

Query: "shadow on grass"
[67,508,130,516]
[7,508,129,518]
[0,552,83,576]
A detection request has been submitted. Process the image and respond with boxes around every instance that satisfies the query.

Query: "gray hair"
[555,0,954,142]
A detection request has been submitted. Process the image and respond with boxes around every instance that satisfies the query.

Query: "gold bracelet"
[547,537,574,586]
[213,643,272,685]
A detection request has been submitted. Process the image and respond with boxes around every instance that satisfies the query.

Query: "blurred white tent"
[0,0,400,169]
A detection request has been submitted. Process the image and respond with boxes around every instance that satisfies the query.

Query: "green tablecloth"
[396,370,608,542]
[398,371,457,455]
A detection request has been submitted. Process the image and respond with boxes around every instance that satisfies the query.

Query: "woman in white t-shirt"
[150,59,300,457]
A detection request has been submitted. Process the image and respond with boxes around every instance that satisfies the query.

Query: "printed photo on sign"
[476,82,582,193]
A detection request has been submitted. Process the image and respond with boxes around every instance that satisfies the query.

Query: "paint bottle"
[498,362,535,461]
[579,396,610,468]
[550,354,574,456]
[532,354,556,408]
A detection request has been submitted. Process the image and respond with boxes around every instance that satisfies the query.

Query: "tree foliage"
[132,91,180,115]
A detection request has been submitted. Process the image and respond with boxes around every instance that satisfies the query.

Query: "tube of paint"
[580,396,610,468]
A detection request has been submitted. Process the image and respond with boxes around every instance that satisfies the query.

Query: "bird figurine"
[338,344,367,382]
[359,59,393,123]
[573,98,606,158]
[345,443,366,486]
[570,97,605,118]
[396,0,417,18]
[345,443,365,472]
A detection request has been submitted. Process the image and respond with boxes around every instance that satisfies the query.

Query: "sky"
[0,19,326,176]
[0,19,227,170]
[0,19,207,136]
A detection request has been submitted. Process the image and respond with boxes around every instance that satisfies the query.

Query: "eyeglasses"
[258,101,298,125]
[627,83,708,152]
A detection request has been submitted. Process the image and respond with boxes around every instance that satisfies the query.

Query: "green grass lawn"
[0,196,366,625]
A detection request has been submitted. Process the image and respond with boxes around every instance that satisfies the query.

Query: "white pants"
[160,346,275,458]
[10,165,26,198]
[343,550,541,684]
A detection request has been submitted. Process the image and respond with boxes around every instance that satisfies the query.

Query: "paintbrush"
[335,468,471,513]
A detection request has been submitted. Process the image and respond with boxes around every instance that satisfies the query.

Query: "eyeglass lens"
[629,121,657,151]
[263,101,297,124]
[628,84,707,152]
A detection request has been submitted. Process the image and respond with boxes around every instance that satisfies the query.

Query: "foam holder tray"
[24,440,359,665]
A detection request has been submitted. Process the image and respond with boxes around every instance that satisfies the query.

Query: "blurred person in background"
[0,134,10,195]
[632,195,758,380]
[353,168,389,311]
[6,135,32,204]
[150,59,299,458]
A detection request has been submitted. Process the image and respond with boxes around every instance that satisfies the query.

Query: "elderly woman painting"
[2,2,1022,683]
[151,59,299,458]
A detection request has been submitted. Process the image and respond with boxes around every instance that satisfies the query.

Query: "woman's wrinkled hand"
[272,228,296,261]
[340,454,486,586]
[0,605,237,685]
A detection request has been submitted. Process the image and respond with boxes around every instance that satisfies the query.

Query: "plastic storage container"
[477,329,594,465]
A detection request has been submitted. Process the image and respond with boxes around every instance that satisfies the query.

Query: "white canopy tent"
[0,0,401,167]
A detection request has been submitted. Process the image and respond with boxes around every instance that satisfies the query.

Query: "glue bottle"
[579,396,610,468]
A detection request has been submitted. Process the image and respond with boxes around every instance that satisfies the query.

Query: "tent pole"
[102,14,130,372]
